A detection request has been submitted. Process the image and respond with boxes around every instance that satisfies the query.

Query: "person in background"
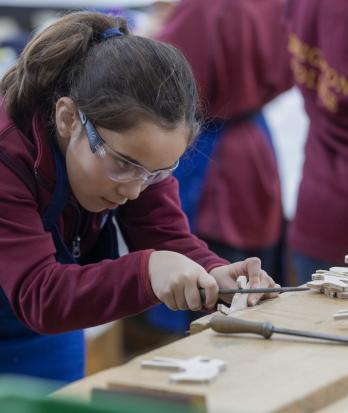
[0,11,278,383]
[286,0,348,282]
[156,0,293,278]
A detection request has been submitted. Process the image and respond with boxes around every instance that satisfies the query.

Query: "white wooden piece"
[312,271,348,280]
[329,267,348,275]
[307,270,348,300]
[345,255,348,264]
[141,356,226,383]
[333,310,348,321]
[307,276,348,291]
[307,280,325,290]
[217,275,249,315]
[217,303,231,315]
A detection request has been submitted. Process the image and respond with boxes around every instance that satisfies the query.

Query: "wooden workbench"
[55,290,348,413]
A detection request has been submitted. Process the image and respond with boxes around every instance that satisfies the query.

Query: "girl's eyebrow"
[100,134,144,167]
[97,123,176,171]
[113,148,143,167]
[107,143,177,171]
[115,149,177,171]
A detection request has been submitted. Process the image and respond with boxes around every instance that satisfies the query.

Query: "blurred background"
[0,0,308,375]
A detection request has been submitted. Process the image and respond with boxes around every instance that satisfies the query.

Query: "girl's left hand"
[209,257,280,306]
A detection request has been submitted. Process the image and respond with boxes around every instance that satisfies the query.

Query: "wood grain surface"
[54,290,348,413]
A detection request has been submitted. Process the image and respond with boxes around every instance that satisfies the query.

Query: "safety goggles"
[78,110,179,184]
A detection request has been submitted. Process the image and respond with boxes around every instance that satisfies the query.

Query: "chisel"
[210,315,348,344]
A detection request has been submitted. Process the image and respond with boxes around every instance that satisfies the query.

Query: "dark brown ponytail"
[1,11,199,141]
[0,12,128,127]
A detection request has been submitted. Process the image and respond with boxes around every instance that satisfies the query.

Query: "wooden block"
[216,303,230,315]
[308,276,348,293]
[312,273,325,280]
[329,267,348,276]
[323,288,334,298]
[336,292,348,299]
[140,356,226,384]
[307,280,325,290]
[96,383,207,412]
[217,276,249,316]
[54,291,348,412]
[86,321,123,375]
[333,310,348,320]
[313,271,348,280]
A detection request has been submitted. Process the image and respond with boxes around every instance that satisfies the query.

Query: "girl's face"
[56,98,189,212]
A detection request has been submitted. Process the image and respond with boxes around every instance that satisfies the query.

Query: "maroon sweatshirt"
[287,0,348,263]
[157,0,292,248]
[0,102,228,334]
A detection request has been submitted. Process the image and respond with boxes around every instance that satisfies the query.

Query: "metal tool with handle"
[210,315,348,344]
[199,286,309,301]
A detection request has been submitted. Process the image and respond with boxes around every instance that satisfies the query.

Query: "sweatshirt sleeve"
[0,162,158,335]
[118,176,229,272]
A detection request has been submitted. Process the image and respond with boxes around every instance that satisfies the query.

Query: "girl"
[0,11,278,383]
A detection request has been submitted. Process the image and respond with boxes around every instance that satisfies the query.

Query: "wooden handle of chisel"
[210,315,274,339]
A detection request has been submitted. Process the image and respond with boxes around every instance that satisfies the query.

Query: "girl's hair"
[0,11,200,141]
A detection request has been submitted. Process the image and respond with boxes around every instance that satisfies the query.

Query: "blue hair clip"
[100,27,124,40]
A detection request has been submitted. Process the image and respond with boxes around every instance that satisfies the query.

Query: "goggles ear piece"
[85,122,102,154]
[78,110,104,154]
[78,110,87,125]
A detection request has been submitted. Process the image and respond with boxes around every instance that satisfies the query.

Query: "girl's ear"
[55,97,79,139]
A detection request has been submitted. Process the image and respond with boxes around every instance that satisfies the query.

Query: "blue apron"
[0,144,118,383]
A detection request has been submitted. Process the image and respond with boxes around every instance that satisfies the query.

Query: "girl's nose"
[117,179,144,200]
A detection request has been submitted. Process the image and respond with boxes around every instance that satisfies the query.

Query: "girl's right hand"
[148,250,219,311]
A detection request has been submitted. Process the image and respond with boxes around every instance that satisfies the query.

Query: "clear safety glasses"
[78,110,179,184]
